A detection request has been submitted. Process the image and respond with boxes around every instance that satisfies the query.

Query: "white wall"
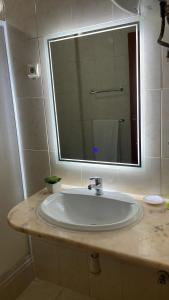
[2,0,168,196]
[0,25,28,277]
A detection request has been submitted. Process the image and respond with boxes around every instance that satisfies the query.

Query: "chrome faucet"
[88,177,103,196]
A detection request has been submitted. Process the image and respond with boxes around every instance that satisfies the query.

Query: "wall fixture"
[157,0,169,57]
[111,0,169,56]
[27,63,40,79]
[158,270,169,285]
[89,253,101,274]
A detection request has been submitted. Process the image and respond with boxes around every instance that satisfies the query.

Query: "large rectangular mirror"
[48,23,141,166]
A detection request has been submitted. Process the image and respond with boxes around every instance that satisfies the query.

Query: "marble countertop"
[8,189,169,271]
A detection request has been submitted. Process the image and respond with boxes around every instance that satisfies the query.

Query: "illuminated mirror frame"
[48,22,141,167]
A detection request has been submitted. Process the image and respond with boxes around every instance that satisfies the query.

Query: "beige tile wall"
[161,19,169,194]
[0,15,30,280]
[2,0,168,195]
[4,0,49,197]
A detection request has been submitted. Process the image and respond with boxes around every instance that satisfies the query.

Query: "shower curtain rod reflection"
[119,118,125,123]
[89,87,124,94]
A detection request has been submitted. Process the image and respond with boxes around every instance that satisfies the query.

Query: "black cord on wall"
[157,0,169,57]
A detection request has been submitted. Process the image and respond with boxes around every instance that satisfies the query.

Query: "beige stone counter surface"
[8,189,169,271]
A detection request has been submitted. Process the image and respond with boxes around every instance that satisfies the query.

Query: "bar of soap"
[144,195,164,205]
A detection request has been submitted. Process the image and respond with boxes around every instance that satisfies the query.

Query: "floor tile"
[17,279,62,300]
[16,279,96,300]
[58,288,96,300]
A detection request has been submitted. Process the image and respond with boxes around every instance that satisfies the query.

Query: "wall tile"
[162,89,169,158]
[7,28,42,98]
[50,156,161,195]
[0,23,29,277]
[81,158,161,195]
[50,153,82,186]
[89,254,123,300]
[115,157,161,194]
[161,16,169,89]
[23,150,50,196]
[162,47,169,88]
[141,0,159,17]
[162,48,169,89]
[5,0,37,38]
[38,39,59,152]
[43,97,58,153]
[143,1,162,90]
[0,0,5,20]
[71,0,113,29]
[17,98,48,150]
[112,4,134,20]
[36,0,73,37]
[38,38,49,98]
[145,90,161,158]
[0,220,29,276]
[161,158,169,194]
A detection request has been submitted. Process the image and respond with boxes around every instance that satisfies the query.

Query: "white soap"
[144,195,164,205]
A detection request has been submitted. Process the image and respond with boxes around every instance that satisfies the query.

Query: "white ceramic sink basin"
[38,189,143,231]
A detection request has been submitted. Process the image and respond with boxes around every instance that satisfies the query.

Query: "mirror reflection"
[49,24,140,166]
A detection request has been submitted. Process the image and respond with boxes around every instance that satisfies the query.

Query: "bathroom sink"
[38,189,143,231]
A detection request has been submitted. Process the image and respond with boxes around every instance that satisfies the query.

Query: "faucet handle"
[89,177,102,185]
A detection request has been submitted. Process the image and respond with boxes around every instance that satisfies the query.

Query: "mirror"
[48,23,140,166]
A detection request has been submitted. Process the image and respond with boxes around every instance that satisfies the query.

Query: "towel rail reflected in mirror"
[48,23,141,167]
